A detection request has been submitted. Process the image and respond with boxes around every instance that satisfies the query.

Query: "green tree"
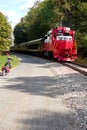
[0,12,12,53]
[14,0,71,43]
[13,0,87,58]
[74,1,87,57]
[14,20,28,44]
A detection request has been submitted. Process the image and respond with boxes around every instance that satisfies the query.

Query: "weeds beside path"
[74,56,87,67]
[0,55,19,71]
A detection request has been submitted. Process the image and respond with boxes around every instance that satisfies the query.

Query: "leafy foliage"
[13,0,87,58]
[0,12,12,52]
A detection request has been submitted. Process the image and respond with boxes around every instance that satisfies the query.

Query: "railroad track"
[61,62,87,76]
[12,52,87,76]
[40,55,87,76]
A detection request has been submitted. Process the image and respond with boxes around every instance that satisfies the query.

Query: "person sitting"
[4,57,12,68]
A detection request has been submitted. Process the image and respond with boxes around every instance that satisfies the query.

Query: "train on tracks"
[11,26,77,61]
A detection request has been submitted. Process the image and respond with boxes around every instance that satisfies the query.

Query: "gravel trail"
[0,54,87,130]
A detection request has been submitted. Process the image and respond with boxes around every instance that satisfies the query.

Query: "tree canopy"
[0,12,12,52]
[13,0,87,58]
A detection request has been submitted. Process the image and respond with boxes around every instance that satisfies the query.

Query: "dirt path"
[0,54,77,130]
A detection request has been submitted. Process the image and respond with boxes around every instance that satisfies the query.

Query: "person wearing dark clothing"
[4,57,12,68]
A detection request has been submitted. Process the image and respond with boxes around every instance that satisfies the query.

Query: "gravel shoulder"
[50,60,87,130]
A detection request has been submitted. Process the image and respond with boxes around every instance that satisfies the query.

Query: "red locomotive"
[41,26,77,61]
[11,26,77,62]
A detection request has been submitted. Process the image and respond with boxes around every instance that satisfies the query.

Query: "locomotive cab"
[55,35,77,61]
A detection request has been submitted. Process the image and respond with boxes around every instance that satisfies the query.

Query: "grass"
[74,56,87,66]
[0,55,19,70]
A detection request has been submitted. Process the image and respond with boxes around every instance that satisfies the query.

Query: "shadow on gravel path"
[1,73,87,98]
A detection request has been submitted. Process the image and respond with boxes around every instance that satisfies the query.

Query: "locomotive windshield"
[56,36,72,41]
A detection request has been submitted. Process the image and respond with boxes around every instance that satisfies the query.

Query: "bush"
[76,33,87,58]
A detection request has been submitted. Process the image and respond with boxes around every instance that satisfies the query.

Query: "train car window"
[28,44,38,49]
